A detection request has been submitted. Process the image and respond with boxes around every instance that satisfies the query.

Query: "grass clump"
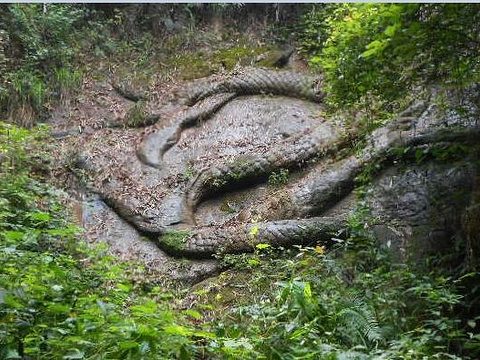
[124,101,149,128]
[213,45,270,70]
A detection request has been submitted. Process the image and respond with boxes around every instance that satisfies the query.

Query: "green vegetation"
[159,230,191,253]
[214,45,271,70]
[183,166,196,181]
[299,4,480,110]
[124,101,149,128]
[0,123,215,359]
[268,168,290,187]
[2,4,480,359]
[0,5,97,123]
[393,142,473,166]
[187,197,480,358]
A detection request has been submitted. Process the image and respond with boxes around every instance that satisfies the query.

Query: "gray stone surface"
[71,68,480,263]
[368,161,476,260]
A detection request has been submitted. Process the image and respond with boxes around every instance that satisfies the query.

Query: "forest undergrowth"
[1,3,480,359]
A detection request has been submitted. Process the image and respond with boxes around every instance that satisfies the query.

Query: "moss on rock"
[159,230,191,253]
[213,45,270,70]
[167,45,272,81]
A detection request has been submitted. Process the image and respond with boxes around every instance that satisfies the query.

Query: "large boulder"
[68,67,479,267]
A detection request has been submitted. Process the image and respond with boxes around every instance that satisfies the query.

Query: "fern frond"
[337,296,382,347]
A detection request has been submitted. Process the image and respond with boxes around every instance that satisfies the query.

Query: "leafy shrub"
[0,124,213,359]
[301,4,480,108]
[196,243,480,359]
[0,5,103,122]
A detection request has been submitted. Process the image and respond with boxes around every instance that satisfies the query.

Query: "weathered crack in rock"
[138,92,237,168]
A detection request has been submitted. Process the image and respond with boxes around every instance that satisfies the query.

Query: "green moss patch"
[170,52,216,81]
[213,45,270,70]
[167,45,272,81]
[159,230,191,252]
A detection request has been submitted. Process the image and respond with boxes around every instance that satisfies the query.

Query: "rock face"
[369,161,477,261]
[80,194,219,282]
[67,66,479,272]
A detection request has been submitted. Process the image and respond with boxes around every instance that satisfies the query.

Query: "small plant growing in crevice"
[183,165,195,180]
[211,177,227,189]
[268,168,290,187]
